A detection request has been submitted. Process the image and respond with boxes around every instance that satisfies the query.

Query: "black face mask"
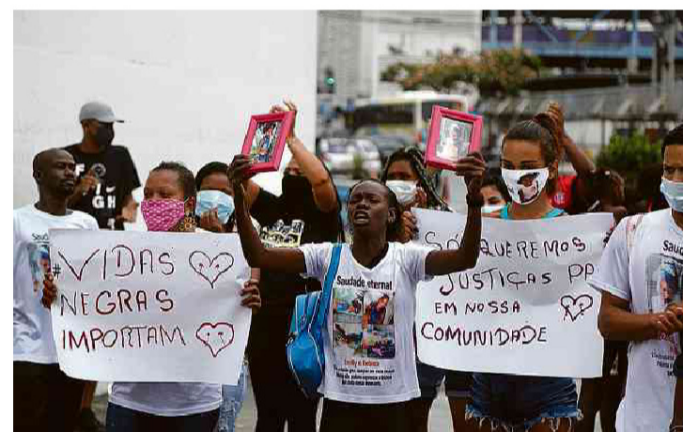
[95,124,114,149]
[282,174,314,205]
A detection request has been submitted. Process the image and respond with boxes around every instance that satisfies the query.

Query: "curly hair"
[380,147,451,212]
[151,161,196,200]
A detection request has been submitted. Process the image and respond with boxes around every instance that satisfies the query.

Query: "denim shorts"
[466,373,579,432]
[217,363,247,432]
[416,360,472,400]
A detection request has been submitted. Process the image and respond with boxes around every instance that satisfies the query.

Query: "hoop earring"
[178,212,197,232]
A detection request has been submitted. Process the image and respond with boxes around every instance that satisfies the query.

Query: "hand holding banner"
[49,229,251,385]
[414,209,613,378]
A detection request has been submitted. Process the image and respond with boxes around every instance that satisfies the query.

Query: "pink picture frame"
[241,111,295,174]
[424,105,483,172]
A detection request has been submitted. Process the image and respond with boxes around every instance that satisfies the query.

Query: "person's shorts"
[466,373,580,431]
[416,360,471,400]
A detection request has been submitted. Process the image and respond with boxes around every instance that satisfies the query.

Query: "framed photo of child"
[424,106,483,172]
[241,111,295,174]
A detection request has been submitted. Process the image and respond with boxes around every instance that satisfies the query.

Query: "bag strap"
[312,243,343,331]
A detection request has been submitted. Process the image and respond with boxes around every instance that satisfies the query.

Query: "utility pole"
[513,10,523,49]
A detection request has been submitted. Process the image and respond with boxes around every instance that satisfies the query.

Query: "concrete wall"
[14,10,317,209]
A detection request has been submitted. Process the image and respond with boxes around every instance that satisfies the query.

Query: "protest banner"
[48,229,251,385]
[414,209,613,378]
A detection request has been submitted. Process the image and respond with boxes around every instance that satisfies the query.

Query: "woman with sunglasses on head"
[465,111,580,432]
[228,147,485,432]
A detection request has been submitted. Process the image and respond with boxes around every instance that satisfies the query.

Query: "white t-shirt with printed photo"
[300,242,433,404]
[589,209,683,432]
[13,204,99,364]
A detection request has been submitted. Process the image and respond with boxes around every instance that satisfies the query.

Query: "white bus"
[347,91,472,141]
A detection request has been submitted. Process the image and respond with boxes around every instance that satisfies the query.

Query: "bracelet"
[466,193,484,208]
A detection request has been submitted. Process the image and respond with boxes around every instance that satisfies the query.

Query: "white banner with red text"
[414,209,613,378]
[49,229,251,385]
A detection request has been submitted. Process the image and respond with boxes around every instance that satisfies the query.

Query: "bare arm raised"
[424,153,485,276]
[228,155,306,274]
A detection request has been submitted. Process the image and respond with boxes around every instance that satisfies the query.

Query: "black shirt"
[64,144,141,230]
[250,189,341,310]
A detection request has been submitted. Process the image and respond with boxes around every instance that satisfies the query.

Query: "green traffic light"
[326,77,335,85]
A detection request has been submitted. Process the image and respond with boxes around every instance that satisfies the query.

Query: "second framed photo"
[424,106,483,172]
[241,111,295,174]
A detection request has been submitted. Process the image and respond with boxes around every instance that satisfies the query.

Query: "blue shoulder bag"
[286,244,342,398]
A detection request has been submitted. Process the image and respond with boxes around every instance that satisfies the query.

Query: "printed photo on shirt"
[646,253,683,356]
[260,219,305,248]
[647,254,683,312]
[334,323,364,357]
[333,288,364,317]
[332,285,396,360]
[659,256,683,305]
[362,325,396,359]
[27,243,50,293]
[362,291,394,326]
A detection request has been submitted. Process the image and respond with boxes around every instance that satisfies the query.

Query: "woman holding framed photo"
[235,101,344,432]
[227,146,485,432]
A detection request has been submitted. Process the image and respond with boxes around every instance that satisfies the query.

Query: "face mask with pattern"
[142,199,186,232]
[501,168,550,206]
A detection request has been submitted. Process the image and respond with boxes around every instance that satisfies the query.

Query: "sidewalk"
[91,380,601,432]
[91,379,455,431]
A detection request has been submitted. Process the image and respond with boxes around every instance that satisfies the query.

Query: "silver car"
[319,138,382,176]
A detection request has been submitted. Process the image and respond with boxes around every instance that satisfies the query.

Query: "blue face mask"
[195,190,235,224]
[661,177,683,213]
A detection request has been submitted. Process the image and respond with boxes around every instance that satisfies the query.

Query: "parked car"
[318,138,382,176]
[365,134,414,166]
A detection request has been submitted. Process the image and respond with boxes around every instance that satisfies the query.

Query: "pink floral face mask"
[141,199,186,232]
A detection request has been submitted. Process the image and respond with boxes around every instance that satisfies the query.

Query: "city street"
[92,380,602,432]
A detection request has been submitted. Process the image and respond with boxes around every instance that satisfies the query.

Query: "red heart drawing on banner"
[189,252,234,289]
[560,294,594,322]
[195,322,235,358]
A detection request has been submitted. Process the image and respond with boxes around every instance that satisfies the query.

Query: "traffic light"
[324,67,336,94]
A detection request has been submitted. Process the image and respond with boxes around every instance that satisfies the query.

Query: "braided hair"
[380,147,451,212]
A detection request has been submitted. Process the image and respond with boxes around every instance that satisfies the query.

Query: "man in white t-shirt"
[14,148,99,432]
[590,124,683,432]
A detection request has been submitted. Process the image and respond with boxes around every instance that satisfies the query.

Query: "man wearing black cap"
[65,101,140,231]
[64,101,141,432]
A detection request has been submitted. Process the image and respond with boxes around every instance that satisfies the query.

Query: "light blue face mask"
[661,177,683,212]
[195,190,235,224]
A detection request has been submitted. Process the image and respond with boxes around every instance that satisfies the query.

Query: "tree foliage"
[381,49,543,98]
[596,132,662,181]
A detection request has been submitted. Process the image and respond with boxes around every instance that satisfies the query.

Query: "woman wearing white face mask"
[195,161,259,432]
[480,172,510,217]
[466,113,581,432]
